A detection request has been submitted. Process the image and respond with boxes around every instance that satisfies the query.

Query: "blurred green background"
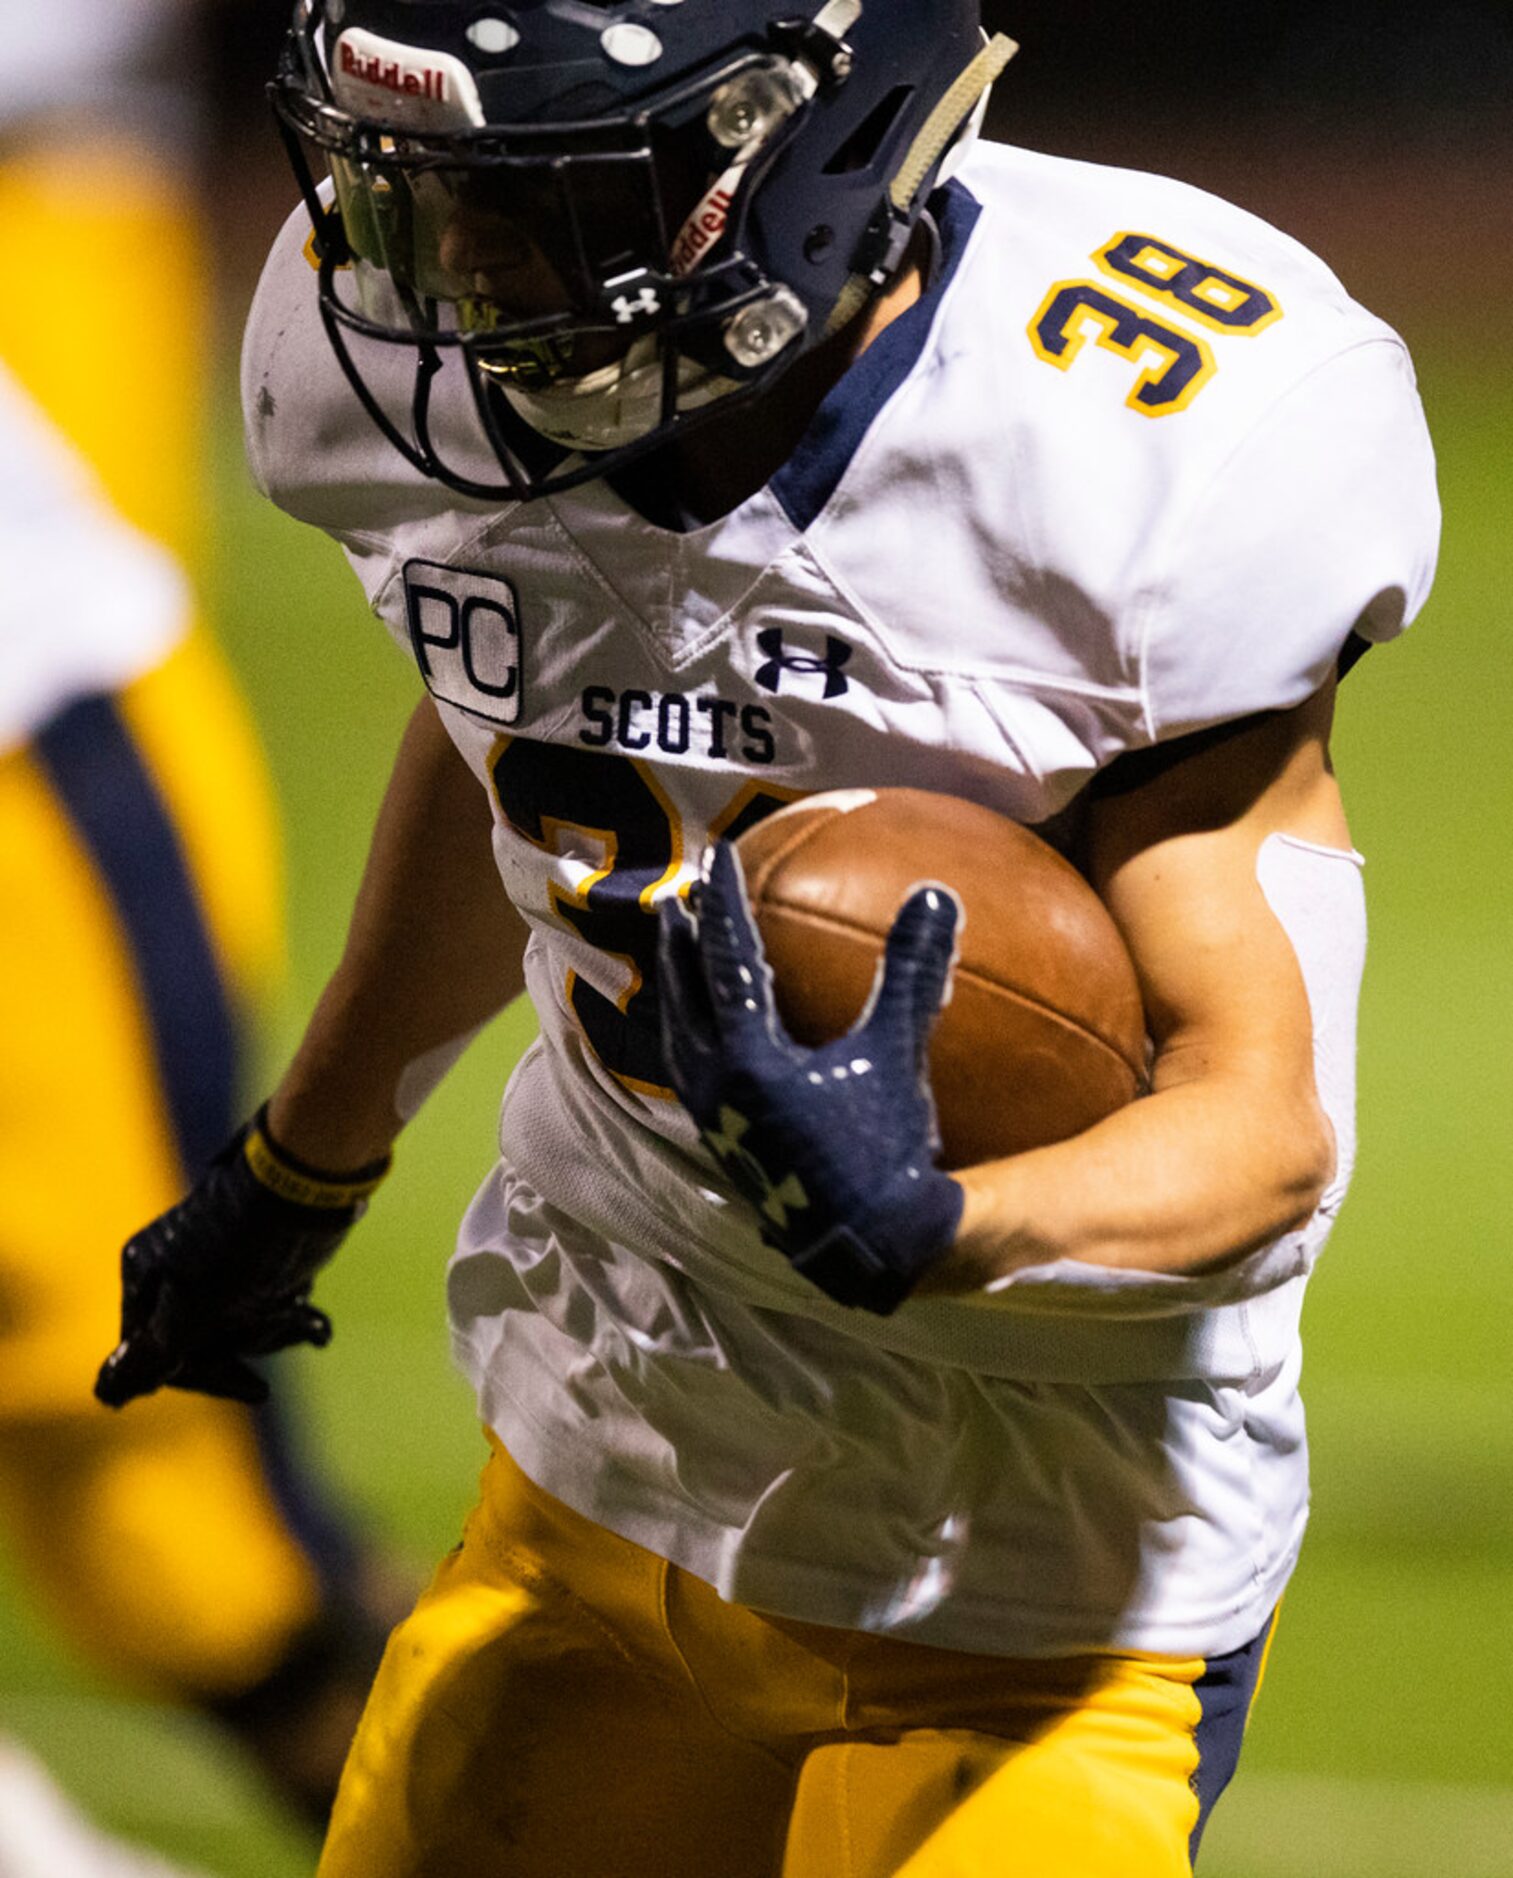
[3,8,1511,1875]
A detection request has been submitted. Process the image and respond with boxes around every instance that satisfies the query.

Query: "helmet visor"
[329,141,681,373]
[329,147,676,311]
[291,39,819,372]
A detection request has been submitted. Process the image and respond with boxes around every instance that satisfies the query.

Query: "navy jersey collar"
[769,179,983,534]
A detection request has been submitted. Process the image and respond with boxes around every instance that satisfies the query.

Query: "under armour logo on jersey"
[754,628,853,700]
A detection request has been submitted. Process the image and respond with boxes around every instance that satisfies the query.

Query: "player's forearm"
[928,682,1347,1293]
[932,1063,1334,1292]
[267,699,527,1172]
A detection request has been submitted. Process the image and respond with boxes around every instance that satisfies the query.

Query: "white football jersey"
[0,363,188,756]
[0,0,177,132]
[244,140,1439,1658]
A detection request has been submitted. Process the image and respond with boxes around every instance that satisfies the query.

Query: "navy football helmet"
[272,0,1016,499]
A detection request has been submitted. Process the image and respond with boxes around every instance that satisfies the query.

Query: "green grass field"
[1,299,1509,1874]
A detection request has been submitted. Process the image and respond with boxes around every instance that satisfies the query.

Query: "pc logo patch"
[404,561,522,724]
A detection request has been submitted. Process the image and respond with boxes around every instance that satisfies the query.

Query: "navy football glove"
[94,1108,390,1409]
[657,842,964,1316]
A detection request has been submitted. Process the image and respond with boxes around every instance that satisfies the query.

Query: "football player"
[99,2,1441,1873]
[0,1736,213,1878]
[0,2,397,1828]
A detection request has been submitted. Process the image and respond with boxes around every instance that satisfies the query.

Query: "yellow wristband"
[244,1124,392,1211]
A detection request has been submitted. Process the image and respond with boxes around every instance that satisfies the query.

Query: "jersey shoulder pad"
[1140,335,1440,738]
[240,196,496,542]
[954,144,1440,734]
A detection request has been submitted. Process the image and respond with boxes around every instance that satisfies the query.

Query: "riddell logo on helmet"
[339,40,451,104]
[671,177,739,277]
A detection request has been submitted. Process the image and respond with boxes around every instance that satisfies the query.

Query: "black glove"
[94,1107,391,1409]
[657,843,964,1316]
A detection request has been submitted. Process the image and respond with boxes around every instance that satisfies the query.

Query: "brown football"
[734,788,1148,1171]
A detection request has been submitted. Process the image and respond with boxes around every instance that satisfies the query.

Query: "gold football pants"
[0,125,371,1745]
[0,637,318,1699]
[322,1437,1273,1877]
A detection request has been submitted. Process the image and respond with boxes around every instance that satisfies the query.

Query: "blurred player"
[0,0,394,1829]
[99,2,1441,1872]
[0,1738,213,1878]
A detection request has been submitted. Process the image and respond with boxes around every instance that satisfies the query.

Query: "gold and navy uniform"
[0,51,391,1809]
[248,114,1438,1873]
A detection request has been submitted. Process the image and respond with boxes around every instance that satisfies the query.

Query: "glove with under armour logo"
[657,842,964,1316]
[94,1108,391,1409]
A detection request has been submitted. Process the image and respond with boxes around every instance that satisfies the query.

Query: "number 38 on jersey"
[1030,231,1282,416]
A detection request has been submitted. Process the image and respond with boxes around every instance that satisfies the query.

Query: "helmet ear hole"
[822,84,915,176]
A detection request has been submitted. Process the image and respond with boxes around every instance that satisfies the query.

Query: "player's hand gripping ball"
[94,1110,390,1409]
[657,789,1149,1314]
[658,840,966,1316]
[735,789,1148,1168]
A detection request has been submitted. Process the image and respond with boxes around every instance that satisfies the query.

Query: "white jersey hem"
[486,1393,1304,1663]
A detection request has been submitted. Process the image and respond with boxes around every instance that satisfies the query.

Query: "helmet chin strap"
[498,336,740,453]
[825,31,1019,338]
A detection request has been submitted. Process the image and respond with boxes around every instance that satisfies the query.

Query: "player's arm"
[660,681,1346,1315]
[97,698,527,1405]
[266,695,527,1171]
[930,680,1344,1293]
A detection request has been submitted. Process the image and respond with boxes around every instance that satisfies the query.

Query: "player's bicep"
[1085,681,1346,1101]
